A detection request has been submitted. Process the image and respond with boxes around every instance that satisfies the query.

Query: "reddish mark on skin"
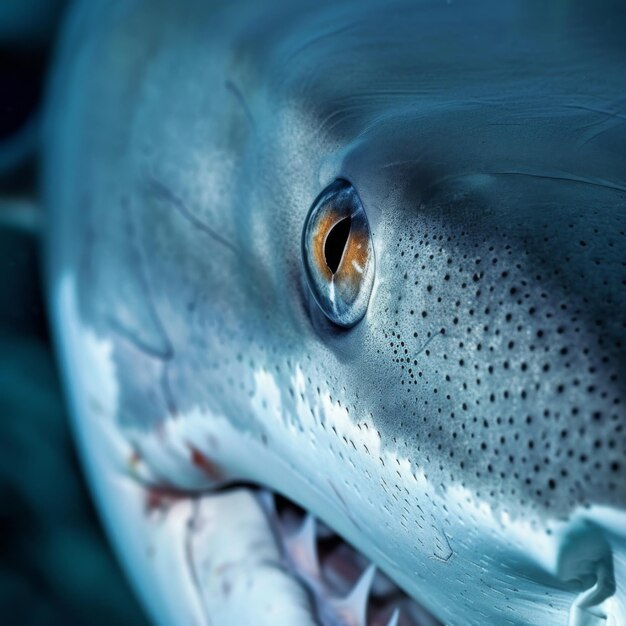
[145,486,184,514]
[188,444,224,481]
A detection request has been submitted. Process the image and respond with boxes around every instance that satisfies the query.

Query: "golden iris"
[302,179,375,327]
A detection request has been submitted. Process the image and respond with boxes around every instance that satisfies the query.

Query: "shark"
[42,0,626,624]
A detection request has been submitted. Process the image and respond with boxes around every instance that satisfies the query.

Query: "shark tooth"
[371,568,398,597]
[316,518,335,539]
[284,513,320,578]
[386,608,400,626]
[257,489,277,518]
[330,563,376,626]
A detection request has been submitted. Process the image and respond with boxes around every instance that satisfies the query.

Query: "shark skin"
[44,1,626,625]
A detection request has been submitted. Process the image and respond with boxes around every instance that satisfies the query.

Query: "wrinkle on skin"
[225,80,256,128]
[422,170,626,196]
[144,177,242,256]
[564,104,626,122]
[412,329,445,359]
[107,315,174,361]
[124,199,173,353]
[487,171,626,194]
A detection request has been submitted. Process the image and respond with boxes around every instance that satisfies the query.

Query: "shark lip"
[243,484,441,626]
[142,478,443,626]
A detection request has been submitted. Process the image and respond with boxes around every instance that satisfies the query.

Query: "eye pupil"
[324,215,352,275]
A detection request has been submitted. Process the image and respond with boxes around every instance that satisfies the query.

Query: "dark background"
[0,2,150,624]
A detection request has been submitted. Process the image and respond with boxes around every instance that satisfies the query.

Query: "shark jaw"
[52,274,626,626]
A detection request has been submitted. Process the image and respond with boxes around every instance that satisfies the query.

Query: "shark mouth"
[147,482,442,626]
[259,490,441,626]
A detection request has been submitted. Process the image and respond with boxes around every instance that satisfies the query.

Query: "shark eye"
[302,179,375,328]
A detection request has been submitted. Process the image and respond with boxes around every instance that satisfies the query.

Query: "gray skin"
[44,1,626,625]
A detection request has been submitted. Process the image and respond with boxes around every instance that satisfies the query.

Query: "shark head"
[45,0,626,625]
